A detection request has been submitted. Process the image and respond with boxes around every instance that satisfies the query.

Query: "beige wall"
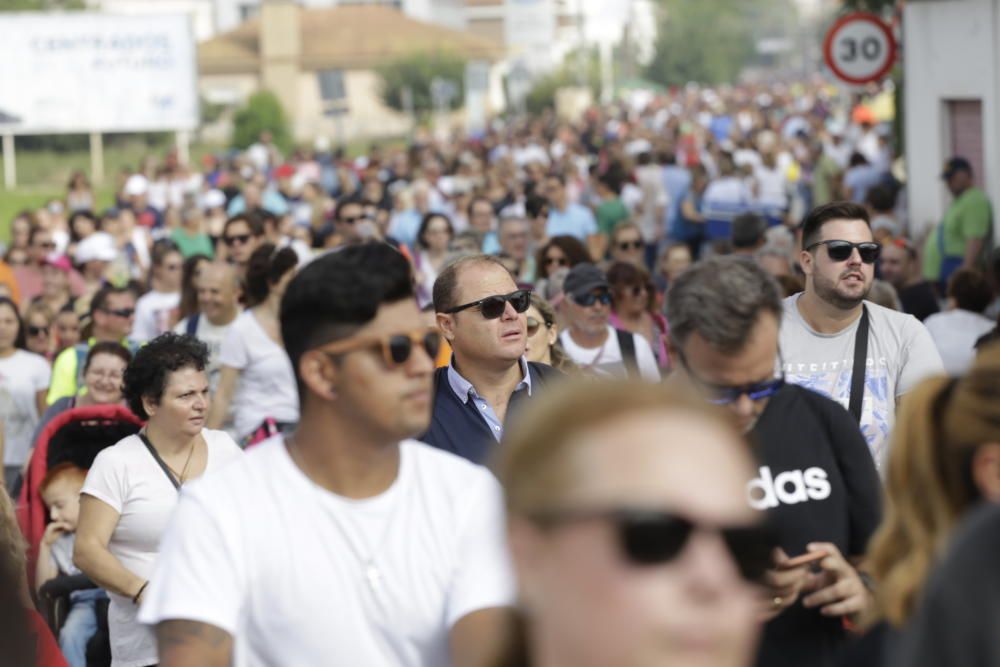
[294,69,415,141]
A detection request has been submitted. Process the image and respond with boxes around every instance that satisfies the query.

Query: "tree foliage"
[523,49,601,114]
[376,51,467,115]
[231,91,293,154]
[644,0,798,86]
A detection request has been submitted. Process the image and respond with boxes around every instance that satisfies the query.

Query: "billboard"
[0,13,198,135]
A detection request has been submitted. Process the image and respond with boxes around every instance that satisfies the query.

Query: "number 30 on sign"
[823,12,896,86]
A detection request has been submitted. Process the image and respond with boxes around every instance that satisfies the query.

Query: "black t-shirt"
[897,281,940,321]
[749,384,883,667]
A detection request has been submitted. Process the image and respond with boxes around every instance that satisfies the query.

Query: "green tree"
[376,51,467,115]
[231,91,293,154]
[645,0,797,86]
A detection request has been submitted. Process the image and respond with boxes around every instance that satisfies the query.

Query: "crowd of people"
[0,79,998,667]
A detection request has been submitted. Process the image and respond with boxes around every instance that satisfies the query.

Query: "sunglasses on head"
[101,307,135,318]
[27,325,49,337]
[223,233,252,247]
[526,316,550,336]
[807,240,881,264]
[573,290,612,307]
[529,508,774,582]
[321,328,441,368]
[617,240,643,251]
[444,289,531,320]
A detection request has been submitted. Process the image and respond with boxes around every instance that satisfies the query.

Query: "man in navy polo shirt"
[422,255,560,463]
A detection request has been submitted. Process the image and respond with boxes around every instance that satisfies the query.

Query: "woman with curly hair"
[74,333,243,667]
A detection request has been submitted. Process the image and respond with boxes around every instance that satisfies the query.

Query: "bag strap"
[138,432,181,491]
[848,305,870,424]
[185,313,201,337]
[615,328,639,379]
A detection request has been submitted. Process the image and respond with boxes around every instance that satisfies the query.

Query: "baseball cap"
[941,157,972,179]
[202,189,226,210]
[123,174,149,197]
[563,263,609,301]
[74,232,118,264]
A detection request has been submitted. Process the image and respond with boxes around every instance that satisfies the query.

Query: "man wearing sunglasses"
[424,255,561,464]
[558,263,661,381]
[47,285,140,405]
[220,214,265,270]
[142,243,514,667]
[780,202,942,469]
[668,256,882,667]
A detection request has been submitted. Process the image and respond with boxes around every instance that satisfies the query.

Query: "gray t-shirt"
[779,295,944,469]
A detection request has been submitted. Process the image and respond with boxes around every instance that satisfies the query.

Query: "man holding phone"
[668,256,882,667]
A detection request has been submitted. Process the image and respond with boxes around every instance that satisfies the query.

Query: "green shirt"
[923,187,993,280]
[812,155,841,207]
[171,229,215,259]
[596,198,630,236]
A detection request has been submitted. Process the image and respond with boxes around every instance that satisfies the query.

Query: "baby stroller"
[16,404,143,664]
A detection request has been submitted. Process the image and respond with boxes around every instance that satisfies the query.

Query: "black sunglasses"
[322,328,441,368]
[573,290,612,307]
[678,350,785,405]
[545,255,569,267]
[27,325,49,336]
[530,508,774,582]
[617,240,643,251]
[444,289,531,319]
[340,214,366,225]
[223,233,252,246]
[806,240,881,264]
[101,307,135,318]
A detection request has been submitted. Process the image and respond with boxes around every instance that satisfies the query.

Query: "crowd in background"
[0,78,998,667]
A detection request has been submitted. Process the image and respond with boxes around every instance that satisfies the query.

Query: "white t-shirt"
[173,314,237,393]
[923,309,996,376]
[131,290,180,343]
[81,430,243,667]
[779,295,944,469]
[0,349,51,466]
[139,437,515,667]
[560,325,661,382]
[218,311,299,440]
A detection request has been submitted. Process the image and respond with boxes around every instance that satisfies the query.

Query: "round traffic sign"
[823,12,896,86]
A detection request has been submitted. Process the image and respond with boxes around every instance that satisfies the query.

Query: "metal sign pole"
[90,131,104,187]
[2,134,15,189]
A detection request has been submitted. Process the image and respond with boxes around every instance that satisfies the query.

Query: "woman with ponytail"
[206,243,300,446]
[852,343,1000,664]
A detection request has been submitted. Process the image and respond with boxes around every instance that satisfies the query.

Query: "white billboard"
[0,13,198,135]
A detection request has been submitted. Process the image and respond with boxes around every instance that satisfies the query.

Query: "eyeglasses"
[806,240,881,264]
[678,350,785,405]
[101,307,135,318]
[528,508,774,582]
[544,255,569,267]
[617,240,643,251]
[527,316,550,337]
[444,289,532,319]
[321,328,441,368]
[573,290,612,308]
[27,325,49,337]
[223,233,252,247]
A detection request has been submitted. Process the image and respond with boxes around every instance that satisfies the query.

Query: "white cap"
[74,232,118,264]
[123,174,149,197]
[202,189,226,210]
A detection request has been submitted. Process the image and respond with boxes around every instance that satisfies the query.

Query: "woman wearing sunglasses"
[494,380,770,667]
[608,222,646,268]
[22,302,55,361]
[524,294,574,372]
[607,262,671,371]
[534,235,590,290]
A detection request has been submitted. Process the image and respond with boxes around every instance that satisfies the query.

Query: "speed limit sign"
[823,12,896,85]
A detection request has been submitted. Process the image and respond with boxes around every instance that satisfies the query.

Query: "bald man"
[174,262,242,392]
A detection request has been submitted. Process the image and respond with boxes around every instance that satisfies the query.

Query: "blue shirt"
[662,165,692,233]
[547,203,598,241]
[447,357,532,441]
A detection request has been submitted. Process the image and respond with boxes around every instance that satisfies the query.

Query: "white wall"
[904,0,1000,243]
[97,0,216,40]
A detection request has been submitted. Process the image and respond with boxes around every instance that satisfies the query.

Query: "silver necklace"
[285,436,401,593]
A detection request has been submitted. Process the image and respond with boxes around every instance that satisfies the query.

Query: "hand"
[801,542,871,619]
[758,547,810,621]
[41,521,69,547]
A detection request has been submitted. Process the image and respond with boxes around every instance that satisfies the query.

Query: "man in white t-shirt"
[140,242,515,667]
[779,202,943,468]
[558,263,660,381]
[173,262,241,393]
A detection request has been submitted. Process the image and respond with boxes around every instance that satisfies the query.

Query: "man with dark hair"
[923,268,996,375]
[924,156,993,289]
[668,256,882,667]
[220,214,265,270]
[141,242,514,667]
[329,195,370,246]
[879,239,939,321]
[422,255,558,463]
[732,213,768,255]
[780,202,942,469]
[543,174,601,259]
[47,285,139,404]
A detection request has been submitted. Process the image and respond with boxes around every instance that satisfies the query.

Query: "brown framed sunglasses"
[319,327,442,368]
